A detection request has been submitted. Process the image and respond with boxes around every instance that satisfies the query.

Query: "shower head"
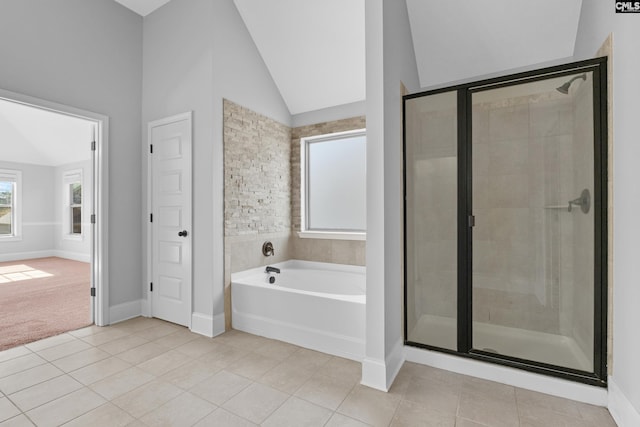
[556,74,587,94]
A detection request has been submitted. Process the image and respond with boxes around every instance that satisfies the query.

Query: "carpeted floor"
[0,256,91,351]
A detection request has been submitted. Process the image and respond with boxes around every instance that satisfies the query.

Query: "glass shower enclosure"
[403,58,607,385]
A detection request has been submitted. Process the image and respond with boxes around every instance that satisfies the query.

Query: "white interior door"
[150,112,192,327]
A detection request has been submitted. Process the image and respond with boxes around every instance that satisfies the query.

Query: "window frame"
[299,128,366,241]
[0,169,22,241]
[62,169,83,240]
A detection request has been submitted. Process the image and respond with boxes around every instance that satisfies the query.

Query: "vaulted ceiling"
[114,0,583,114]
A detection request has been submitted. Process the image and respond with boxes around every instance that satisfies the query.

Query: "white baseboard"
[405,346,607,406]
[52,250,90,263]
[0,250,54,262]
[609,377,640,427]
[191,312,225,338]
[109,299,143,324]
[361,338,405,392]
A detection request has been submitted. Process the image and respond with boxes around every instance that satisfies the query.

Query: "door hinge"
[150,282,153,292]
[90,287,96,297]
[91,214,96,224]
[468,215,475,227]
[150,144,153,154]
[150,213,153,223]
[91,140,96,151]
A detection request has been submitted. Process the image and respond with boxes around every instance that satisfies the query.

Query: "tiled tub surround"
[0,317,616,426]
[223,100,367,328]
[232,260,366,361]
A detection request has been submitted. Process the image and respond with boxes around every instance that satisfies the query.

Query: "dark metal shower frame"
[402,57,608,387]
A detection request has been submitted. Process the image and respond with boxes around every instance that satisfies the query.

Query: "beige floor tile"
[26,388,105,427]
[0,363,63,395]
[262,396,332,427]
[519,402,600,427]
[97,334,149,355]
[24,334,76,352]
[389,400,456,427]
[0,347,31,364]
[152,329,200,349]
[61,402,134,427]
[175,338,223,358]
[111,380,182,418]
[516,388,582,418]
[226,352,280,381]
[137,349,191,377]
[197,343,250,367]
[337,385,401,427]
[222,382,288,424]
[89,366,154,400]
[402,375,460,416]
[69,357,131,385]
[317,357,362,383]
[35,340,92,362]
[0,354,47,379]
[193,408,258,427]
[190,370,252,406]
[458,388,519,427]
[286,348,332,371]
[9,374,82,412]
[455,418,488,427]
[462,376,515,401]
[0,414,34,427]
[325,413,372,427]
[295,373,356,410]
[111,317,159,334]
[139,391,216,426]
[215,330,270,351]
[399,363,465,387]
[161,360,222,390]
[51,347,111,372]
[258,362,315,394]
[68,325,104,338]
[116,341,167,365]
[576,403,616,427]
[253,339,299,361]
[80,328,129,346]
[0,397,21,422]
[134,323,181,340]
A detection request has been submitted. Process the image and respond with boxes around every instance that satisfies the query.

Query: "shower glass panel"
[405,91,457,351]
[471,71,595,371]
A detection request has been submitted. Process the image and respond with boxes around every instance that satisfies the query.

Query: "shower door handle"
[468,215,475,227]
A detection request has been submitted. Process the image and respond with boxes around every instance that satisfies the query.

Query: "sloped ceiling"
[0,99,93,167]
[113,0,583,112]
[406,0,583,88]
[233,0,366,115]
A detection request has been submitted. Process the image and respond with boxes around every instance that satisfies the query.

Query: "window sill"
[0,236,22,242]
[297,231,366,241]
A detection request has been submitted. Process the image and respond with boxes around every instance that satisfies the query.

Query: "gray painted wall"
[574,0,640,419]
[143,0,290,331]
[0,0,143,308]
[0,161,54,258]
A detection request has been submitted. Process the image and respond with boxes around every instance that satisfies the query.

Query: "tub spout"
[265,266,280,274]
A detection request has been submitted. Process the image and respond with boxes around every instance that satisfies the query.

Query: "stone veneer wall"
[223,99,292,329]
[290,117,366,266]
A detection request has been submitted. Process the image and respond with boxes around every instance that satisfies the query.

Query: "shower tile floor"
[0,317,616,427]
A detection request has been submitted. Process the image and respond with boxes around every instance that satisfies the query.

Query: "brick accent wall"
[224,99,292,236]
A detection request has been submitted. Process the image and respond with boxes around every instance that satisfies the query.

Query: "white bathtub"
[231,260,366,361]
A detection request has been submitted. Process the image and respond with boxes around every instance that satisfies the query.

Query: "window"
[300,129,366,239]
[0,169,22,240]
[63,170,83,239]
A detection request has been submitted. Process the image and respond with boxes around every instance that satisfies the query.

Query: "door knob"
[178,230,188,237]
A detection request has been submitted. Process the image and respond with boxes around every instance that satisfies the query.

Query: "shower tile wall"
[223,99,292,329]
[290,117,366,266]
[473,90,586,336]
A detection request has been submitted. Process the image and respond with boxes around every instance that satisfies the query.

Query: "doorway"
[0,88,108,350]
[403,58,608,386]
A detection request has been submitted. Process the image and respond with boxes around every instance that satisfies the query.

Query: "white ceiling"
[0,99,93,167]
[406,0,583,88]
[113,0,583,114]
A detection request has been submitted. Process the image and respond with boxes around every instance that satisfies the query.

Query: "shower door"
[403,58,608,385]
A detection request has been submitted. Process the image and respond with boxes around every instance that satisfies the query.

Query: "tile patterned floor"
[0,317,617,426]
